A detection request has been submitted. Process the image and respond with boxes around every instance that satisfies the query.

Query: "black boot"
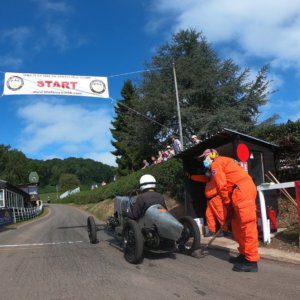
[228,254,245,264]
[232,260,258,272]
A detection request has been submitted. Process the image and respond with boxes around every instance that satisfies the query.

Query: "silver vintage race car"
[87,195,200,264]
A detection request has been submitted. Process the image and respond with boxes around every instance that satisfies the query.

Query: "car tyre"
[87,216,98,244]
[123,219,144,264]
[177,216,200,255]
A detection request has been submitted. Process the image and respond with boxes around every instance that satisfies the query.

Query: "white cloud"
[84,152,116,167]
[151,0,300,69]
[45,23,69,51]
[0,26,31,69]
[0,27,32,51]
[0,55,23,69]
[268,73,284,93]
[0,2,84,69]
[31,0,72,13]
[17,99,115,165]
[261,98,300,122]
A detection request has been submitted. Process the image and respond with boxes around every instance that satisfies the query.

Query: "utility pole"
[172,63,183,148]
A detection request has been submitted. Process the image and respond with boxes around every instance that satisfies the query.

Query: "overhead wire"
[107,67,169,129]
[108,68,162,78]
[110,97,169,129]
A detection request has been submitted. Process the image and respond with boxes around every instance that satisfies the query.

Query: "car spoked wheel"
[87,216,98,244]
[177,216,200,255]
[123,219,144,264]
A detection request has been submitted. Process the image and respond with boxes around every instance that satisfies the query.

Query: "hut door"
[248,151,264,185]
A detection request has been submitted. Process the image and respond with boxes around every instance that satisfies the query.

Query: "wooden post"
[266,173,297,207]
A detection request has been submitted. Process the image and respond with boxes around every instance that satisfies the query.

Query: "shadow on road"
[103,235,177,262]
[201,247,231,262]
[144,250,177,261]
[57,225,87,229]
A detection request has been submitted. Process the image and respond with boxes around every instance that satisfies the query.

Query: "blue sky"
[1,0,300,167]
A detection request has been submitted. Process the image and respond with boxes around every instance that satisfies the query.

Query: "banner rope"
[108,68,161,78]
[109,97,169,129]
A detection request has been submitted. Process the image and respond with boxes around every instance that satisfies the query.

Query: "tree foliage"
[0,145,30,185]
[251,119,300,149]
[251,119,300,181]
[111,29,270,174]
[59,173,80,193]
[111,80,140,176]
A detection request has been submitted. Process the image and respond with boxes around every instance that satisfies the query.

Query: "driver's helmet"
[139,174,156,191]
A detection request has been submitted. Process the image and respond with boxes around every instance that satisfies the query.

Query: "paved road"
[0,204,299,300]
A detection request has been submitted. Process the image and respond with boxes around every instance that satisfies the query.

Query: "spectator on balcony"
[150,156,157,166]
[171,136,182,154]
[162,149,169,161]
[141,159,150,169]
[166,145,175,157]
[191,134,201,145]
[156,151,163,164]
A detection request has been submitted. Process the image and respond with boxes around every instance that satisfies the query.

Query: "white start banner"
[3,72,109,98]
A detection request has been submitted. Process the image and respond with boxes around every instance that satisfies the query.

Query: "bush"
[56,158,184,204]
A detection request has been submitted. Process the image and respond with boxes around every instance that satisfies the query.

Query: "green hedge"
[56,158,184,204]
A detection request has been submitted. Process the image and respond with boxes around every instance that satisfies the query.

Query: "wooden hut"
[177,128,279,218]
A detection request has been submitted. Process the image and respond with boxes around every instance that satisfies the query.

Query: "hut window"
[0,190,4,207]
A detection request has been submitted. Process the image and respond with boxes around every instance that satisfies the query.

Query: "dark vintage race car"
[87,195,200,264]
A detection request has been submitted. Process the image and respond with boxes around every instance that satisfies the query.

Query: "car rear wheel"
[177,216,200,255]
[87,216,98,244]
[123,219,144,264]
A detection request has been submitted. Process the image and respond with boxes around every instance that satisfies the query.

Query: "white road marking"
[0,241,84,248]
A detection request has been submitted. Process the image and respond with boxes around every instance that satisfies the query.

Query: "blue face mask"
[203,158,211,169]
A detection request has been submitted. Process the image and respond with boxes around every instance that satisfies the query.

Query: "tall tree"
[136,29,270,143]
[0,147,29,184]
[111,29,271,176]
[110,80,141,176]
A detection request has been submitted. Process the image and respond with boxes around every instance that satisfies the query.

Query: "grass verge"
[74,199,114,222]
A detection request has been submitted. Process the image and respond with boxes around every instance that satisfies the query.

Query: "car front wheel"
[123,219,144,264]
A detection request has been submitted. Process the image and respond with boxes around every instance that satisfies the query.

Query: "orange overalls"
[191,175,227,233]
[211,156,259,262]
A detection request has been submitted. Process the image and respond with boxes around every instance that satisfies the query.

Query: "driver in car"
[127,174,166,219]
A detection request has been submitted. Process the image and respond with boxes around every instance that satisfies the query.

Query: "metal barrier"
[11,203,43,223]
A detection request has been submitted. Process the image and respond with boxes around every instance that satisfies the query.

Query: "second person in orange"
[191,172,228,236]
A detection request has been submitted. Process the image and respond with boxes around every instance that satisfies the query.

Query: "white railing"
[11,202,43,223]
[257,182,296,244]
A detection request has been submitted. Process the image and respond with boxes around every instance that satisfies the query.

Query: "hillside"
[0,144,115,190]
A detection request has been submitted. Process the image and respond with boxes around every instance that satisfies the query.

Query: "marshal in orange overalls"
[210,156,259,262]
[191,174,227,233]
